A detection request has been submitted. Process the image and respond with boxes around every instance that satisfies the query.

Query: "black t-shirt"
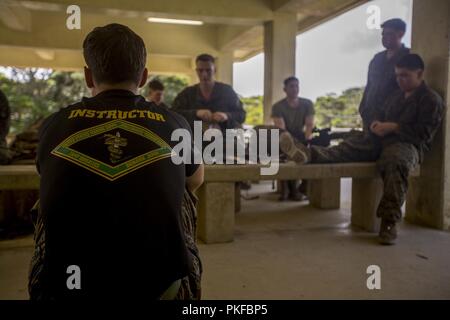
[172,82,246,132]
[37,89,199,299]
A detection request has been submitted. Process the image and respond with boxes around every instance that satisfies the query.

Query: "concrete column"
[308,178,341,209]
[351,178,383,232]
[197,182,235,243]
[216,51,234,85]
[263,12,297,124]
[405,0,450,231]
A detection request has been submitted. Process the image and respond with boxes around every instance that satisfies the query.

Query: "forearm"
[186,164,204,192]
[272,117,286,130]
[305,125,314,140]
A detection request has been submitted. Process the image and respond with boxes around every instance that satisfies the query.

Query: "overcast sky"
[233,0,413,101]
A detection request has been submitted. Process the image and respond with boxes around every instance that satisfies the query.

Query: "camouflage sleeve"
[175,189,202,300]
[397,92,444,147]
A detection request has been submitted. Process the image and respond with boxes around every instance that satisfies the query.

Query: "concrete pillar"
[216,51,234,85]
[351,178,383,232]
[197,182,235,243]
[405,0,450,231]
[263,12,297,124]
[308,178,341,209]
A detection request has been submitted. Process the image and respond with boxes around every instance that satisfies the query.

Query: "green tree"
[241,96,263,126]
[314,87,363,129]
[0,68,90,134]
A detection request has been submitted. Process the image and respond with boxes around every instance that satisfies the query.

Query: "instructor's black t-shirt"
[37,89,199,299]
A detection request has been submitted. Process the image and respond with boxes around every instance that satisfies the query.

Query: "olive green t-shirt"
[271,97,315,142]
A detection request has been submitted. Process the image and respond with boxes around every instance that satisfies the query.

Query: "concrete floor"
[1,179,450,299]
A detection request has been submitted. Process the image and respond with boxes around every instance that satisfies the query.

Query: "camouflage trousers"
[174,189,202,300]
[310,132,419,222]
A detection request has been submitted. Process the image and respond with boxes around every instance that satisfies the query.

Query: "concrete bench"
[0,164,421,244]
[198,162,420,243]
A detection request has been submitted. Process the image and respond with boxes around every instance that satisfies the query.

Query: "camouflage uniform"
[175,189,202,300]
[359,45,410,130]
[311,82,444,222]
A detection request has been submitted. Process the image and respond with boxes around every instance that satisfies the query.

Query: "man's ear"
[84,67,94,88]
[139,68,148,88]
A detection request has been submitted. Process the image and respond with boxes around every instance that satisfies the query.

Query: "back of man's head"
[83,23,147,85]
[148,79,165,92]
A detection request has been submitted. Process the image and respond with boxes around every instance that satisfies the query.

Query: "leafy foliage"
[314,87,363,129]
[0,68,189,134]
[0,68,89,134]
[241,96,264,126]
[1,67,363,134]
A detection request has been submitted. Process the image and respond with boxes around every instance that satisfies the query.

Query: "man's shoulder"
[372,50,387,61]
[216,82,238,95]
[216,81,233,89]
[422,85,444,107]
[299,97,314,106]
[399,46,411,56]
[272,98,287,109]
[38,101,83,138]
[178,84,197,95]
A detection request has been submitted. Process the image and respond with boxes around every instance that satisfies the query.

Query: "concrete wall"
[406,0,450,231]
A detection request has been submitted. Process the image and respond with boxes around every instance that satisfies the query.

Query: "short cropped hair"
[148,79,164,91]
[396,54,425,71]
[284,76,299,87]
[83,23,147,85]
[381,18,407,32]
[196,54,215,64]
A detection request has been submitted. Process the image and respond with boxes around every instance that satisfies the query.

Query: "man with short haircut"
[360,18,410,130]
[30,23,204,300]
[280,54,444,245]
[147,79,168,108]
[271,76,314,201]
[173,53,246,133]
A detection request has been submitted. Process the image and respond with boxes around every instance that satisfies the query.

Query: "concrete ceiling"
[0,0,367,74]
